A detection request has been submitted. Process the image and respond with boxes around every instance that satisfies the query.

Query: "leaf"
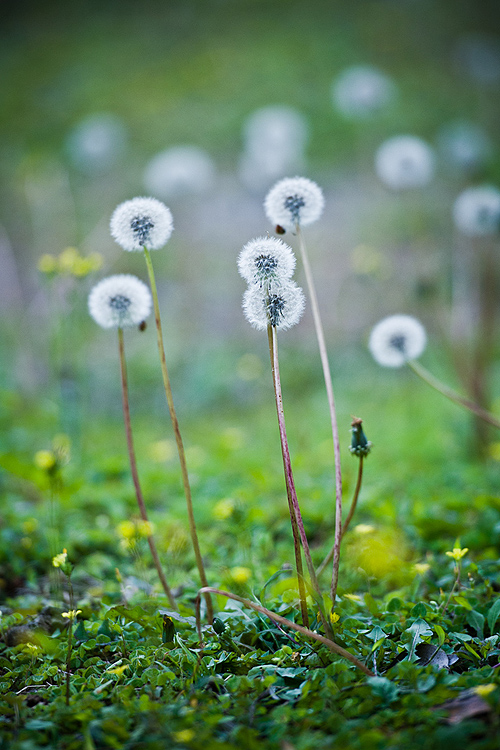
[365,626,387,642]
[366,676,399,704]
[406,619,432,660]
[411,602,427,617]
[487,598,500,634]
[453,595,472,611]
[434,624,446,647]
[466,610,485,639]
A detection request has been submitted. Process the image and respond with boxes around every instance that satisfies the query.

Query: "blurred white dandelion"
[453,185,500,237]
[264,176,324,232]
[437,121,492,174]
[66,113,127,173]
[243,281,305,331]
[143,146,216,199]
[110,197,173,251]
[369,315,427,367]
[239,106,308,188]
[454,34,500,86]
[332,65,396,119]
[88,274,152,329]
[238,236,296,289]
[375,136,435,190]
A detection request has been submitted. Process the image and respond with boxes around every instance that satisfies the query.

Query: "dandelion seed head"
[110,197,173,251]
[143,146,216,198]
[369,315,427,367]
[264,177,324,231]
[238,236,296,289]
[453,185,500,236]
[375,136,435,190]
[437,121,492,174]
[88,274,152,329]
[242,281,305,331]
[332,65,396,119]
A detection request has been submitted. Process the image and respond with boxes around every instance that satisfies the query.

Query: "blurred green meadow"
[2,1,500,747]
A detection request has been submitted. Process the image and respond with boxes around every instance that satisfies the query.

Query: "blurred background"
[1,0,500,453]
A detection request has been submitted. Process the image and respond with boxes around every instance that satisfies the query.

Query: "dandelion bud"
[110,197,173,251]
[349,417,372,458]
[88,274,152,329]
[242,282,305,331]
[238,236,296,290]
[264,176,324,232]
[369,315,427,368]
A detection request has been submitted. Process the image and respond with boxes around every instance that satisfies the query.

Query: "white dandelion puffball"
[238,236,296,289]
[110,197,173,251]
[243,282,305,331]
[375,136,435,190]
[264,176,324,232]
[143,146,216,199]
[452,185,500,237]
[66,113,127,173]
[332,65,396,119]
[244,106,308,157]
[88,275,152,329]
[369,315,427,368]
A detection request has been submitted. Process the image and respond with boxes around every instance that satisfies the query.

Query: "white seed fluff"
[375,136,435,190]
[242,281,305,331]
[264,176,325,232]
[332,65,395,119]
[369,315,427,368]
[110,197,173,251]
[238,236,296,289]
[452,185,500,237]
[88,274,152,329]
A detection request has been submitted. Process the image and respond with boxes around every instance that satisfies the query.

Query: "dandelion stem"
[295,225,343,605]
[195,587,374,676]
[407,359,500,430]
[316,457,364,579]
[268,325,331,635]
[143,247,213,623]
[117,327,177,609]
[267,325,309,628]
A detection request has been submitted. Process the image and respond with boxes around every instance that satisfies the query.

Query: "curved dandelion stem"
[268,325,331,635]
[295,225,343,605]
[407,359,500,430]
[195,587,374,677]
[143,247,213,623]
[316,457,364,579]
[267,325,309,628]
[117,328,176,608]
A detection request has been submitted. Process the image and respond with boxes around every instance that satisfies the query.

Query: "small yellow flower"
[330,611,340,624]
[474,684,496,698]
[34,450,57,471]
[445,547,469,562]
[414,563,431,576]
[213,498,235,520]
[62,609,82,621]
[24,643,40,656]
[116,520,136,539]
[58,247,79,273]
[52,550,68,568]
[38,254,57,274]
[230,566,252,584]
[22,518,38,534]
[137,520,154,538]
[173,729,195,744]
[344,593,362,602]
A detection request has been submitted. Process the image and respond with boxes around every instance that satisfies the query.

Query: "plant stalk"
[117,327,177,608]
[267,325,309,628]
[195,587,374,677]
[268,325,331,636]
[316,457,364,579]
[407,359,500,430]
[143,247,213,623]
[295,225,343,605]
